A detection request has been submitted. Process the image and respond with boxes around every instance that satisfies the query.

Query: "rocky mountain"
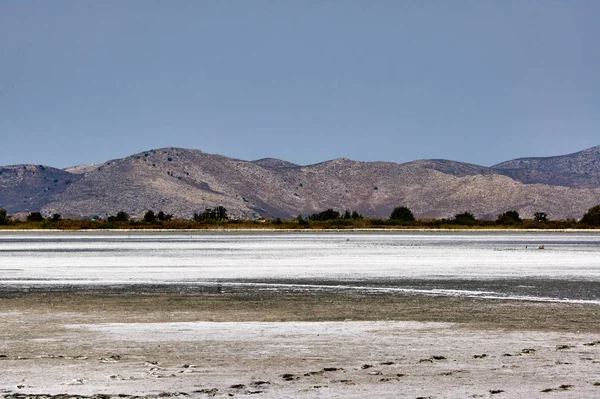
[0,164,81,213]
[1,146,599,220]
[63,163,102,174]
[492,146,600,188]
[251,158,299,169]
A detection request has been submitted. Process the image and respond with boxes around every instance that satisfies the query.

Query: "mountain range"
[1,146,600,220]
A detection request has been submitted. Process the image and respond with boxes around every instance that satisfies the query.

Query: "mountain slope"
[2,146,600,220]
[251,158,299,168]
[492,146,600,188]
[0,165,81,213]
[64,163,102,174]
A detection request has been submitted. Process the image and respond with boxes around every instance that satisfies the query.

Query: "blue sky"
[1,1,598,168]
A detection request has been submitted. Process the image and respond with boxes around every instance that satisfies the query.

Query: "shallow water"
[1,230,599,303]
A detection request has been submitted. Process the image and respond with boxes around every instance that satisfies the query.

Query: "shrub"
[26,212,44,222]
[115,211,130,222]
[496,210,522,225]
[453,212,476,225]
[193,206,228,222]
[144,210,156,223]
[534,212,548,222]
[157,211,173,221]
[0,208,7,225]
[581,205,600,226]
[310,209,341,221]
[297,215,309,226]
[98,222,117,229]
[108,211,130,223]
[390,206,415,223]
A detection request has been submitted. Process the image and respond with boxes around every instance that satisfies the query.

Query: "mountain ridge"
[491,146,600,188]
[1,146,599,220]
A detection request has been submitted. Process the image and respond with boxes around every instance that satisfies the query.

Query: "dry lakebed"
[1,230,599,398]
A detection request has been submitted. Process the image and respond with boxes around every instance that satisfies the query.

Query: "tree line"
[1,205,600,229]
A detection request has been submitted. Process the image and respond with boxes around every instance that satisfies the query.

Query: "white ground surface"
[2,232,600,398]
[1,231,600,284]
[2,320,600,398]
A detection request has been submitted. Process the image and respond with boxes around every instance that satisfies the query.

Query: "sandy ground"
[1,288,600,399]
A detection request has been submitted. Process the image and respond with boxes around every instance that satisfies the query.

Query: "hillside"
[492,146,600,188]
[1,146,599,220]
[0,165,81,213]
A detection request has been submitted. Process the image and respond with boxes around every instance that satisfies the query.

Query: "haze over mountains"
[1,146,599,220]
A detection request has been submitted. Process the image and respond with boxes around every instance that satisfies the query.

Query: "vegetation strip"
[1,205,600,230]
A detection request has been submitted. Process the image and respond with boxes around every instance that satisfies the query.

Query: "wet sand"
[2,286,600,398]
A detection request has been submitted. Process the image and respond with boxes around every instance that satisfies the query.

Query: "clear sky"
[1,1,598,168]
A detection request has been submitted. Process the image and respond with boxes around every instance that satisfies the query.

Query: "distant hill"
[251,158,300,168]
[64,163,102,174]
[0,165,81,213]
[1,146,599,220]
[404,159,492,177]
[492,146,600,188]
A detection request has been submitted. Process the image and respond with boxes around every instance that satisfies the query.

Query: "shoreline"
[1,227,599,233]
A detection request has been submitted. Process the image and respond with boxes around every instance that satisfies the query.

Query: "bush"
[390,206,415,223]
[26,212,44,222]
[310,209,341,221]
[326,218,354,227]
[534,212,548,223]
[0,208,7,225]
[581,205,600,226]
[496,210,522,225]
[115,211,130,222]
[453,212,476,225]
[144,210,156,223]
[297,215,309,226]
[193,206,228,222]
[98,222,117,229]
[157,211,173,221]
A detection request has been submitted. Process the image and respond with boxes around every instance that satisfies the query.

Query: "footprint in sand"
[541,384,574,392]
[556,344,575,350]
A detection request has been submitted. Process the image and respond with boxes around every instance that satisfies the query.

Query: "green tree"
[214,206,228,220]
[453,212,476,225]
[50,213,62,223]
[26,212,44,222]
[581,205,600,226]
[0,208,8,225]
[157,211,173,221]
[115,211,130,222]
[496,210,522,225]
[309,209,341,221]
[351,211,363,219]
[533,212,548,223]
[296,215,309,226]
[341,210,362,219]
[390,206,415,223]
[144,210,156,223]
[193,206,228,222]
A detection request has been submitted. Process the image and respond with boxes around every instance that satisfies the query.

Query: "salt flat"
[1,231,599,398]
[2,314,600,398]
[1,231,600,302]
